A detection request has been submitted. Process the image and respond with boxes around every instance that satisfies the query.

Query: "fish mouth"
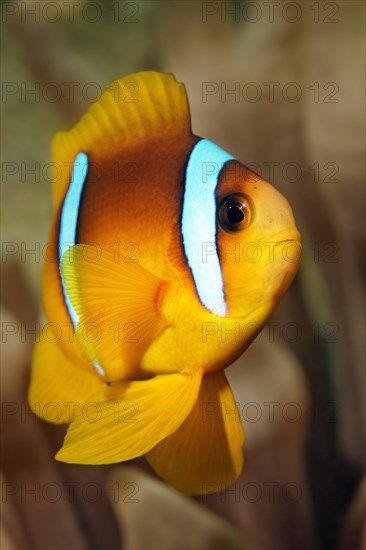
[271,231,302,266]
[270,229,302,245]
[275,238,301,245]
[257,231,302,263]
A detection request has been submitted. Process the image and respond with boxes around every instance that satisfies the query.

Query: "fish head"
[215,161,302,323]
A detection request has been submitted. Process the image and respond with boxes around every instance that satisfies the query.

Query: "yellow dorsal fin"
[52,71,191,208]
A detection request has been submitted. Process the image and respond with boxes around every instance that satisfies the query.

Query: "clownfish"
[28,71,301,495]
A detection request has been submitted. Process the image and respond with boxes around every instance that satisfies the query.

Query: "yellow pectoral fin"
[55,370,203,465]
[60,245,169,380]
[28,329,101,424]
[146,372,244,495]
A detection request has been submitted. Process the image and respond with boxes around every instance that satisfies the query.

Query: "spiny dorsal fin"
[51,71,191,208]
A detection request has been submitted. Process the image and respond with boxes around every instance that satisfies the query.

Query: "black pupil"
[227,204,244,224]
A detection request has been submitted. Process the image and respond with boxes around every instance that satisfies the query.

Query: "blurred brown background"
[1,1,365,549]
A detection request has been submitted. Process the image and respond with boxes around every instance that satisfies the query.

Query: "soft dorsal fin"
[51,71,191,209]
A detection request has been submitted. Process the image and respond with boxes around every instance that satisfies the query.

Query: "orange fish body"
[29,72,301,494]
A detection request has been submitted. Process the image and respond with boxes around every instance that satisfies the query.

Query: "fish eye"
[218,193,251,232]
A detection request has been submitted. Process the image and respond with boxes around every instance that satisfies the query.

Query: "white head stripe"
[58,153,106,378]
[181,139,234,317]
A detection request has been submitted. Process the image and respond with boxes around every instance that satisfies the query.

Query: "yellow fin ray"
[146,372,244,495]
[60,245,169,380]
[56,370,203,464]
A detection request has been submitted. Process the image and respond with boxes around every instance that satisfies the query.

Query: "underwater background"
[1,1,365,549]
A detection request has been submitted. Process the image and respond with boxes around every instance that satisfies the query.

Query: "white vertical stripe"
[59,152,88,329]
[181,139,234,316]
[58,152,105,377]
